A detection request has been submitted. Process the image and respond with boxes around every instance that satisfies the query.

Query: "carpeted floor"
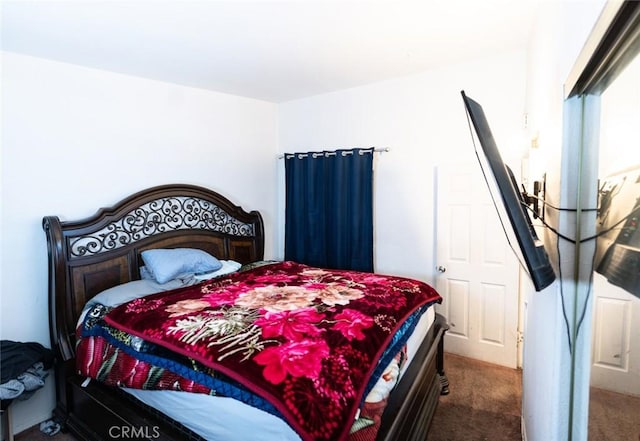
[428,353,522,441]
[12,352,640,441]
[587,386,640,441]
[428,353,640,441]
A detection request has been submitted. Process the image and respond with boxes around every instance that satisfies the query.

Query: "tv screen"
[595,166,640,298]
[461,91,556,292]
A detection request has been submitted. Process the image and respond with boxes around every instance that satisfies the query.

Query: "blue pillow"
[141,248,223,284]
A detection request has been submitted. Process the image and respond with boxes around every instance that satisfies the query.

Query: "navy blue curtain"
[284,148,374,272]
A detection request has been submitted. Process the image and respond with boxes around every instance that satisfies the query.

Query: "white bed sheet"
[123,388,302,441]
[123,307,435,441]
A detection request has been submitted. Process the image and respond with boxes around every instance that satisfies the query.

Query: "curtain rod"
[278,147,390,159]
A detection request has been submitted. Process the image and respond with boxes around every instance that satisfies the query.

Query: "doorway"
[435,163,520,369]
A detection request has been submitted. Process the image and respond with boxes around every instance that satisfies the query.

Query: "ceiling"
[1,0,542,102]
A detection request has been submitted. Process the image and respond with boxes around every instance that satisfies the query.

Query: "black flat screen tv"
[595,166,640,298]
[461,91,556,291]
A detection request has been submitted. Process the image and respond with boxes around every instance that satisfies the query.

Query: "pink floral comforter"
[91,261,441,441]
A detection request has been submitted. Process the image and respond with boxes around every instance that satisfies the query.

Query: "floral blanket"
[78,261,441,441]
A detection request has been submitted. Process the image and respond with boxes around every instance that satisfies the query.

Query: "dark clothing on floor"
[0,340,54,410]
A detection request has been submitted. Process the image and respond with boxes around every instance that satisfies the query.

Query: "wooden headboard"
[43,184,264,362]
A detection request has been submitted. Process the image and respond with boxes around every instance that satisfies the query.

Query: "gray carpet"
[429,352,640,441]
[588,386,640,441]
[428,353,522,441]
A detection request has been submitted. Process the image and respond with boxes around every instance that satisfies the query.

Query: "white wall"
[278,50,527,285]
[0,51,279,434]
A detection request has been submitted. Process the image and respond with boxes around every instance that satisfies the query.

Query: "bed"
[43,184,449,441]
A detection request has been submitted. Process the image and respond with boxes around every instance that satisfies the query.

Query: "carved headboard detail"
[43,184,264,361]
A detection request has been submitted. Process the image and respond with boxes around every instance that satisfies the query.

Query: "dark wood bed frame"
[43,184,448,441]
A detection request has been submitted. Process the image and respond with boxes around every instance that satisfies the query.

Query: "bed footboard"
[377,313,449,441]
[53,313,448,441]
[57,376,206,441]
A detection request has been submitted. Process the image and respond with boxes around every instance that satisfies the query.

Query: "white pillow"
[141,248,223,284]
[77,278,187,328]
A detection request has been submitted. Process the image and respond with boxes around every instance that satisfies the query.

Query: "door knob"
[436,265,447,273]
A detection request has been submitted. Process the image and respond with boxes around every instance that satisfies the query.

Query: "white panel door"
[590,275,640,395]
[435,163,520,368]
